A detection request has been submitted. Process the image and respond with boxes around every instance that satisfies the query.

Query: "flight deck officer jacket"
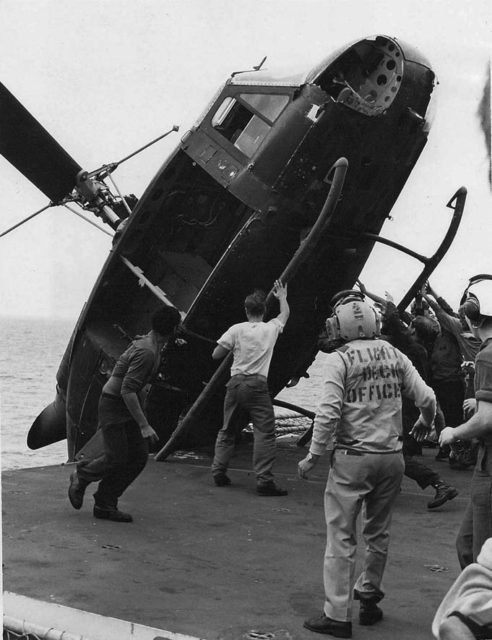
[310,338,436,455]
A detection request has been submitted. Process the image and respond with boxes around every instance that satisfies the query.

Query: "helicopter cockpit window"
[211,93,289,157]
[240,93,289,121]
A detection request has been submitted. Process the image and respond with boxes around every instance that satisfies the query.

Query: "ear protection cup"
[462,295,480,321]
[461,274,492,321]
[325,315,340,341]
[327,290,364,341]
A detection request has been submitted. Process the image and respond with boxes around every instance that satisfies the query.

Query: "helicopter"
[0,34,466,461]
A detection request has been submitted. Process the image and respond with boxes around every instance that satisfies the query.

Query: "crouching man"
[298,290,436,638]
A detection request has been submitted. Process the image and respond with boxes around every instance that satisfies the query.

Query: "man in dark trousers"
[68,305,181,522]
[357,284,458,509]
[440,275,492,567]
[298,291,436,638]
[211,280,289,496]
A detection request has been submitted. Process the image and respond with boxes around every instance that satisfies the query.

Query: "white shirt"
[218,318,284,377]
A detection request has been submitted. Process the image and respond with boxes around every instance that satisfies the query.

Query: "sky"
[0,0,491,319]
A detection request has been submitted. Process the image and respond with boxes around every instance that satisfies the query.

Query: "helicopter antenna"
[231,56,267,78]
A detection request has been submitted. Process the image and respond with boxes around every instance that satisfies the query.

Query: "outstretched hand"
[439,426,456,447]
[463,398,477,419]
[273,279,287,299]
[410,416,431,443]
[424,281,436,297]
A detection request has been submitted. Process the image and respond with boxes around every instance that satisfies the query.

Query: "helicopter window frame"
[210,91,291,158]
[239,93,290,122]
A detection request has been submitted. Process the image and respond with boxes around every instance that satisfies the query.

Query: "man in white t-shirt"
[211,280,289,496]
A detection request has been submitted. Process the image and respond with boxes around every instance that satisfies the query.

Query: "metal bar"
[272,398,315,419]
[397,186,467,311]
[64,204,114,237]
[115,126,179,166]
[360,232,428,264]
[0,203,52,238]
[119,255,179,309]
[4,615,89,640]
[107,173,132,216]
[296,424,314,448]
[86,127,180,181]
[178,326,217,345]
[154,157,348,461]
[266,157,349,308]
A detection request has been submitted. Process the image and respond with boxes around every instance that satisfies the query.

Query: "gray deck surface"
[2,438,472,639]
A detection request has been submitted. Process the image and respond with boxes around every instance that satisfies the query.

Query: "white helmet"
[325,290,381,342]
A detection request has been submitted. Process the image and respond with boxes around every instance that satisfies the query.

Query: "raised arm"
[357,280,387,309]
[273,279,289,325]
[440,401,492,445]
[425,282,457,317]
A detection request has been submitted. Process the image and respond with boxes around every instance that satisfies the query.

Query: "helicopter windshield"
[211,93,289,157]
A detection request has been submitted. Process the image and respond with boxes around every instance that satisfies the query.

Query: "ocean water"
[0,316,327,471]
[0,316,74,470]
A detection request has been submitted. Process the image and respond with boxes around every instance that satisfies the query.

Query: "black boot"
[303,613,352,637]
[359,601,383,626]
[257,481,288,496]
[93,504,133,522]
[68,472,89,510]
[93,492,133,522]
[213,472,232,487]
[427,481,458,509]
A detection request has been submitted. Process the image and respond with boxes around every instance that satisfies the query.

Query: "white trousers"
[323,449,404,621]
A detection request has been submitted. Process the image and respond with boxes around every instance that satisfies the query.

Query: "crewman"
[68,305,181,522]
[440,275,492,567]
[211,280,289,495]
[298,290,436,638]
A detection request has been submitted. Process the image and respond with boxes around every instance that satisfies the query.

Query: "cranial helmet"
[325,290,381,342]
[461,275,492,321]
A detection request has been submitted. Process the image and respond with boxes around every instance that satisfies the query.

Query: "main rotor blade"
[0,82,82,202]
